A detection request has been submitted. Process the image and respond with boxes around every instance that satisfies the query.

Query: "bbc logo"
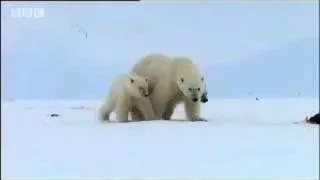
[11,8,45,18]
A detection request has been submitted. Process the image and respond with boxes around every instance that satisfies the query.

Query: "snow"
[1,98,319,179]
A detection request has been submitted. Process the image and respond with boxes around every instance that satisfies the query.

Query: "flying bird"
[72,25,88,40]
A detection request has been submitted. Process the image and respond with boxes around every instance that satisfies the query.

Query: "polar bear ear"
[180,77,184,83]
[130,78,134,83]
[145,78,148,82]
[201,77,204,82]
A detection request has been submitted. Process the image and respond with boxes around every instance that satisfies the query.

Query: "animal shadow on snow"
[103,118,208,124]
[164,118,208,122]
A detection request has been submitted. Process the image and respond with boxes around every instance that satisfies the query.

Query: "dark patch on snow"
[306,113,320,125]
[49,113,60,117]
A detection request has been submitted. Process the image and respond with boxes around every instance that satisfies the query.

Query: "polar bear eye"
[188,88,192,91]
[180,78,184,83]
[139,86,143,90]
[197,88,200,91]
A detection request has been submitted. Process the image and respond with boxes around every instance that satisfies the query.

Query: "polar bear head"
[177,75,206,103]
[126,74,150,98]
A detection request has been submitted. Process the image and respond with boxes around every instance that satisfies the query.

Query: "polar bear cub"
[99,74,156,122]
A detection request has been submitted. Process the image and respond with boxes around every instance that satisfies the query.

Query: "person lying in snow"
[305,113,320,124]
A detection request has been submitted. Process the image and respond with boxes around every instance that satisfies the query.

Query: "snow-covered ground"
[1,98,319,179]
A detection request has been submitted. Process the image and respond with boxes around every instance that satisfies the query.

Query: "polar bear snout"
[138,86,149,97]
[142,89,149,97]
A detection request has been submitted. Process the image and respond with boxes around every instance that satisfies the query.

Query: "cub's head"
[126,74,149,98]
[177,75,206,103]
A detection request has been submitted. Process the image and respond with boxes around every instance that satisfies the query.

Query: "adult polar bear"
[131,53,206,121]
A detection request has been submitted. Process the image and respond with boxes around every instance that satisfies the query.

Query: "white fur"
[131,53,206,121]
[99,74,155,122]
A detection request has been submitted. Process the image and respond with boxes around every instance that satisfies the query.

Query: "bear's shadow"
[105,118,208,123]
[162,118,208,122]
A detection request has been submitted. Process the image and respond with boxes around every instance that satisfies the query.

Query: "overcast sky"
[1,2,319,99]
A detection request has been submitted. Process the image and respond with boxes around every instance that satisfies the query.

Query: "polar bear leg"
[150,82,169,119]
[162,103,176,120]
[130,107,145,121]
[184,100,201,121]
[115,100,130,122]
[136,99,156,120]
[99,97,116,122]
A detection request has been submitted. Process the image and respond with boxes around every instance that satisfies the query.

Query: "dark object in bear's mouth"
[201,93,208,103]
[306,113,320,124]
